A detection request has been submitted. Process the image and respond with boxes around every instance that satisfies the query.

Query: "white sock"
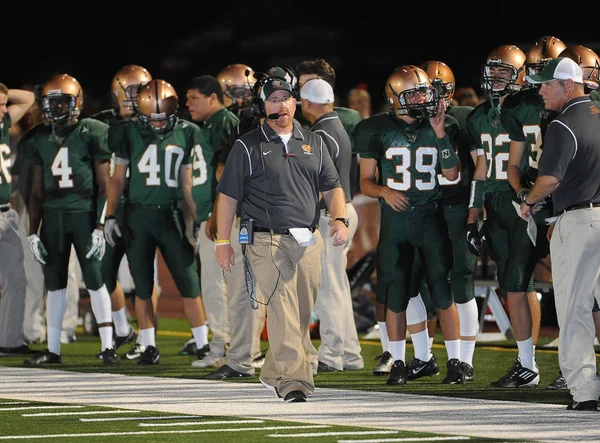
[112,307,130,337]
[46,289,67,355]
[407,294,427,325]
[461,340,476,366]
[89,285,113,351]
[428,336,434,350]
[444,339,461,361]
[517,337,534,370]
[533,345,537,369]
[457,299,479,337]
[378,321,391,353]
[191,325,208,349]
[389,340,406,363]
[411,330,432,362]
[98,326,113,352]
[140,328,156,348]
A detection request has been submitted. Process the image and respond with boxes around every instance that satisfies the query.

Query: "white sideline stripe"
[23,410,139,417]
[0,425,329,440]
[81,415,196,422]
[139,419,263,427]
[0,401,29,405]
[269,430,398,437]
[4,405,83,411]
[337,438,470,442]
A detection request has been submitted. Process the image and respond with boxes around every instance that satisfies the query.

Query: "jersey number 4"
[137,144,185,187]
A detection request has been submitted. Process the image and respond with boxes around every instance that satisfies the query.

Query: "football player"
[355,65,464,386]
[90,64,160,359]
[23,74,117,365]
[104,79,209,365]
[467,44,542,388]
[217,63,255,116]
[405,60,479,382]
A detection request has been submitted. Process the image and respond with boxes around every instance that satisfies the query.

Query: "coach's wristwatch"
[334,217,350,228]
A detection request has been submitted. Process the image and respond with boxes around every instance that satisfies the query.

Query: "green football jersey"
[500,88,557,186]
[355,112,459,207]
[111,118,198,205]
[0,114,12,204]
[24,118,111,211]
[467,101,525,194]
[590,89,600,105]
[441,105,477,205]
[90,109,121,126]
[192,107,239,222]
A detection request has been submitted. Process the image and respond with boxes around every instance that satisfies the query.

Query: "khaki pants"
[249,230,323,398]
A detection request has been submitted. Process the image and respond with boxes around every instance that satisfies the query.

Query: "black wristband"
[524,198,536,207]
[334,217,350,228]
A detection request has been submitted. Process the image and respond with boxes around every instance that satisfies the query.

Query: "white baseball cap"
[526,57,583,84]
[300,79,335,104]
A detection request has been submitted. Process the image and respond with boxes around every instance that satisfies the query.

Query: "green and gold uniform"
[110,117,201,300]
[23,118,111,291]
[355,112,459,313]
[467,100,534,293]
[0,114,12,205]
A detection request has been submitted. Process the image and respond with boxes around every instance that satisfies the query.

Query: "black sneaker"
[567,400,598,411]
[407,355,440,380]
[547,371,568,390]
[442,358,465,384]
[284,390,307,403]
[386,360,408,385]
[114,328,137,351]
[462,362,475,382]
[373,351,393,376]
[317,361,342,373]
[196,344,210,360]
[24,349,62,365]
[100,348,120,364]
[124,343,145,360]
[490,358,539,388]
[180,338,197,355]
[137,345,160,365]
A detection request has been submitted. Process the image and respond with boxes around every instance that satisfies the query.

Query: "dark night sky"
[6,7,594,115]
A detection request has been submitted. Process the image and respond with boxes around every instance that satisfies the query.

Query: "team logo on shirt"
[405,132,417,143]
[491,119,500,128]
[441,149,451,159]
[540,110,551,120]
[301,144,312,155]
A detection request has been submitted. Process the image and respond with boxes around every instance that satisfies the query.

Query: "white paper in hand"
[512,201,537,246]
[289,228,317,247]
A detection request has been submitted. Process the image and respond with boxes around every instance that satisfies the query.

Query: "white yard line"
[268,430,398,437]
[80,415,199,422]
[138,419,262,427]
[337,438,471,442]
[1,405,83,411]
[0,366,598,442]
[22,410,139,417]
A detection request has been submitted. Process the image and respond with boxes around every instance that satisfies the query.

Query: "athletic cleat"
[180,337,197,355]
[196,344,210,360]
[191,352,226,368]
[259,376,282,399]
[490,358,539,388]
[567,400,598,411]
[125,343,146,360]
[462,362,475,382]
[100,348,120,364]
[442,358,466,384]
[24,349,62,365]
[373,351,393,376]
[252,349,267,370]
[386,360,408,385]
[137,345,160,365]
[407,354,440,381]
[547,371,568,390]
[114,328,137,351]
[284,390,306,403]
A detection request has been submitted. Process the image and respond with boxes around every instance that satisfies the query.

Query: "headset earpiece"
[250,96,266,119]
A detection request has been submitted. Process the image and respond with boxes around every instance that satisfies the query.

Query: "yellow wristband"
[216,239,231,245]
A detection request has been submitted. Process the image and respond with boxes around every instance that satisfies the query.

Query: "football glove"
[466,222,483,256]
[86,229,106,260]
[27,234,48,265]
[103,216,122,248]
[193,220,201,255]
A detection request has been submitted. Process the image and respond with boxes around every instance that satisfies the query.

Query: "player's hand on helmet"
[103,215,121,248]
[86,229,106,260]
[466,222,483,256]
[381,187,409,212]
[27,234,48,265]
[429,99,446,135]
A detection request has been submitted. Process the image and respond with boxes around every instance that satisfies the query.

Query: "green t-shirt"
[24,118,111,211]
[110,118,198,205]
[354,112,459,207]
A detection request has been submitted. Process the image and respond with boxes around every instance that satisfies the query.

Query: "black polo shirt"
[538,96,600,214]
[217,120,340,230]
[309,111,352,204]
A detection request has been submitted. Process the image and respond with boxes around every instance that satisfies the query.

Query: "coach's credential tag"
[289,228,316,247]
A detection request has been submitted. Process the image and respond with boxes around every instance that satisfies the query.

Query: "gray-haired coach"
[215,76,348,403]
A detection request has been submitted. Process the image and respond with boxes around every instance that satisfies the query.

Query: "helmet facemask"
[389,82,439,119]
[42,92,80,125]
[481,61,523,97]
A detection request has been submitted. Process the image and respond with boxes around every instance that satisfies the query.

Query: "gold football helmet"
[111,65,152,114]
[137,80,179,135]
[420,60,455,107]
[559,45,600,91]
[385,65,439,119]
[525,36,566,80]
[217,63,255,103]
[41,74,84,125]
[481,45,526,97]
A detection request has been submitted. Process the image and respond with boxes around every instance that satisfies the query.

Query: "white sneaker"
[125,343,146,360]
[191,352,226,368]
